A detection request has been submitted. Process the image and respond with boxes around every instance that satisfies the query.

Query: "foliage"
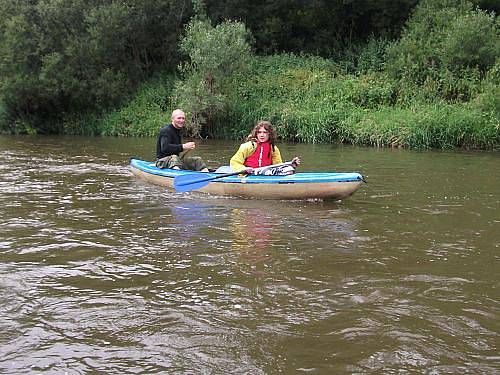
[51,73,175,137]
[205,0,419,57]
[472,60,500,115]
[338,37,391,75]
[1,0,496,150]
[210,53,397,141]
[386,0,499,103]
[168,0,497,149]
[0,0,192,134]
[84,44,498,150]
[169,17,253,136]
[336,104,499,149]
[197,48,497,149]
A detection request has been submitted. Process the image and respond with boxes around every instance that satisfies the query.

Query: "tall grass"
[209,51,497,149]
[60,73,175,137]
[336,104,499,149]
[72,51,498,150]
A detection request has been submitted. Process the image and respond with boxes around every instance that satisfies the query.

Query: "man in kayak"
[230,120,300,175]
[156,109,209,172]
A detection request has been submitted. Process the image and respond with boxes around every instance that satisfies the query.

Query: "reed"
[336,104,499,149]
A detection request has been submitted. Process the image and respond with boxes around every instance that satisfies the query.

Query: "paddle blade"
[173,173,212,193]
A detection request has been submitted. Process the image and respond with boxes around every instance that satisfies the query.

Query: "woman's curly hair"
[246,121,277,147]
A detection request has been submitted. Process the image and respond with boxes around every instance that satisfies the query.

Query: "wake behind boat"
[130,158,365,200]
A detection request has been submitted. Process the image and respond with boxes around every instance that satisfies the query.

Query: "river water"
[0,135,498,374]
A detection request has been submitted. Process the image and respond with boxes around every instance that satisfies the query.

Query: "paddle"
[173,161,294,193]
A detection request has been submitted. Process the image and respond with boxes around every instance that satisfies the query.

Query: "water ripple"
[1,136,498,373]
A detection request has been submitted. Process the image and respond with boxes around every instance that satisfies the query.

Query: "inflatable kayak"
[130,158,365,200]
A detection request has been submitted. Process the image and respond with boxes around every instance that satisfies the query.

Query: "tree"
[385,0,499,102]
[204,0,419,57]
[0,0,192,134]
[170,17,253,136]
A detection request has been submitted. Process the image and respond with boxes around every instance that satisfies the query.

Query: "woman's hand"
[291,156,301,167]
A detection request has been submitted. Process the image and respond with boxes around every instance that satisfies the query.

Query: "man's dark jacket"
[156,124,183,159]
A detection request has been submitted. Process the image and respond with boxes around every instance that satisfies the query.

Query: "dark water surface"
[0,135,498,374]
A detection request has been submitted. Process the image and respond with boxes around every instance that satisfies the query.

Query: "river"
[0,135,498,374]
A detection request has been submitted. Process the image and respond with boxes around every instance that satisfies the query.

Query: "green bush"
[386,0,499,103]
[472,60,500,114]
[98,73,174,137]
[170,17,253,137]
[216,53,398,142]
[74,47,498,150]
[0,0,190,134]
[56,73,174,137]
[59,0,497,151]
[215,54,340,140]
[339,37,391,74]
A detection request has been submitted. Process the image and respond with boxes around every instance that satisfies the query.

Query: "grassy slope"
[80,55,499,150]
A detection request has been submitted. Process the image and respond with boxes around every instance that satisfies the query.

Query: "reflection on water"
[0,135,498,374]
[165,197,367,276]
[230,207,272,273]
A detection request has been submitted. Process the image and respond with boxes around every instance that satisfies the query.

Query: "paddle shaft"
[173,161,294,192]
[179,161,294,185]
[253,161,293,174]
[185,170,247,185]
[183,161,294,184]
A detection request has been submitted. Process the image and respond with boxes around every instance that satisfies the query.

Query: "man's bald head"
[171,109,186,129]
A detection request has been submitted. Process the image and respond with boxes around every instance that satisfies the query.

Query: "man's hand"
[182,142,196,150]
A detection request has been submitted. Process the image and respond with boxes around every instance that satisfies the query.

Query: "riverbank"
[61,55,499,150]
[1,1,498,150]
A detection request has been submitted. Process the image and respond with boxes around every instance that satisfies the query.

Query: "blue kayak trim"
[130,158,364,184]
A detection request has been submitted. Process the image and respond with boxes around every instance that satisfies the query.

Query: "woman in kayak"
[230,120,300,175]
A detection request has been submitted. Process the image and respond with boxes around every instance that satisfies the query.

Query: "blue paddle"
[174,170,246,192]
[173,161,294,193]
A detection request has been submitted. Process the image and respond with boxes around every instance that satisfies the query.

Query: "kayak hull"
[130,158,364,200]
